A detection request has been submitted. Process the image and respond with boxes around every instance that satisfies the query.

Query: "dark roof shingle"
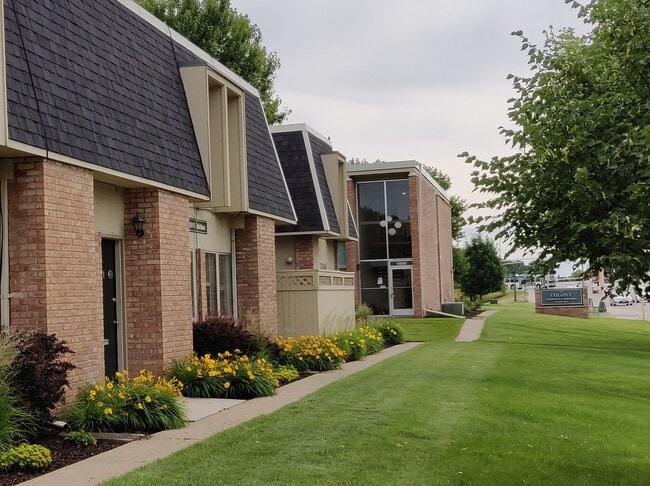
[4,0,209,196]
[245,94,296,221]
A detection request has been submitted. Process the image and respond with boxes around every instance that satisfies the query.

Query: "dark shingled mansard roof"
[4,0,297,221]
[4,0,209,196]
[272,127,341,234]
[245,94,296,222]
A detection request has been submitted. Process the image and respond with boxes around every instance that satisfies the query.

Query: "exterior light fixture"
[132,214,145,238]
[286,256,294,264]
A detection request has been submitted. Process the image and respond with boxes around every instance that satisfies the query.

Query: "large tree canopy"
[463,0,650,289]
[460,237,505,300]
[137,0,290,124]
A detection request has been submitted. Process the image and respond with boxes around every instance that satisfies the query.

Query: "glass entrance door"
[389,265,413,316]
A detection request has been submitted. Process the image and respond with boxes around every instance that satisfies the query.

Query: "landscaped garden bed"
[0,315,407,483]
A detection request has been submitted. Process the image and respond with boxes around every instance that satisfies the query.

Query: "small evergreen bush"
[272,365,299,385]
[193,315,260,358]
[10,332,75,424]
[64,430,97,447]
[66,370,186,433]
[0,444,52,471]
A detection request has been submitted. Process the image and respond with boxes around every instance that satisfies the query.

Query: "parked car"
[610,295,633,306]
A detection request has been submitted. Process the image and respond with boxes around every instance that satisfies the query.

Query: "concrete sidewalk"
[455,310,496,342]
[23,342,422,485]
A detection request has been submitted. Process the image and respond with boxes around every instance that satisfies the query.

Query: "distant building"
[346,161,454,317]
[271,124,358,336]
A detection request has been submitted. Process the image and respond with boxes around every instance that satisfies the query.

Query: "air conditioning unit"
[441,302,464,317]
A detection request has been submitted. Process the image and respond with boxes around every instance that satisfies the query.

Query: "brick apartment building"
[0,0,295,394]
[346,161,454,317]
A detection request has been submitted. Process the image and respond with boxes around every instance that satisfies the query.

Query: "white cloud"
[232,0,590,205]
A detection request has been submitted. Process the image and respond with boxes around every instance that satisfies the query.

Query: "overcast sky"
[230,0,590,212]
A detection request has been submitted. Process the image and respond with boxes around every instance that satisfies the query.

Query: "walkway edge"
[22,342,422,486]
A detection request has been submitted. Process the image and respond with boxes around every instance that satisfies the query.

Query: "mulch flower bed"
[0,429,125,485]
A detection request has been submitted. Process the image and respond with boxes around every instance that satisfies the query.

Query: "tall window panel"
[205,253,218,316]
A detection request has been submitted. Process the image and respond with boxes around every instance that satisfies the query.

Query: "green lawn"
[105,305,650,485]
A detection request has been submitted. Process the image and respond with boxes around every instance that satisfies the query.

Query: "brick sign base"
[535,288,589,319]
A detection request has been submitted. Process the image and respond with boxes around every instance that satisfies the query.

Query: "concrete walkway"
[455,310,496,342]
[23,341,422,485]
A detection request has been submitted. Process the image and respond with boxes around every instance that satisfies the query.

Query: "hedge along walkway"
[455,310,496,342]
[22,342,422,486]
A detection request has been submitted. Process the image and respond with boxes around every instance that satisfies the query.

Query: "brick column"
[123,188,192,375]
[294,235,315,269]
[235,215,278,336]
[8,158,103,393]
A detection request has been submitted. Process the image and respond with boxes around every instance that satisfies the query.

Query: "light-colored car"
[611,295,633,306]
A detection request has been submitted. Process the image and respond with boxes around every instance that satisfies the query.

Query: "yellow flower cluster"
[275,335,346,371]
[181,352,276,384]
[85,369,183,415]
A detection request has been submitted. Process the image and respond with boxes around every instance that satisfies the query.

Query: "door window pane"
[218,254,233,316]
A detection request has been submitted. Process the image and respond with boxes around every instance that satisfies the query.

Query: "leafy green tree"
[461,237,505,300]
[137,0,290,124]
[462,0,650,290]
[452,246,469,288]
[422,165,467,240]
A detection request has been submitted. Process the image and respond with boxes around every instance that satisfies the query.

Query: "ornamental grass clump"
[275,336,346,372]
[66,370,186,433]
[0,332,34,452]
[375,320,406,346]
[167,352,278,399]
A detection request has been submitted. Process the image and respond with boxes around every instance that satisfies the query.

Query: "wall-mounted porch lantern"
[132,214,145,238]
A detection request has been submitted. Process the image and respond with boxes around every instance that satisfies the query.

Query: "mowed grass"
[105,306,650,485]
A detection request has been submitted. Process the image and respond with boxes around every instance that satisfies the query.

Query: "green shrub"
[375,320,406,346]
[193,315,260,358]
[460,296,483,314]
[355,304,373,324]
[9,332,75,424]
[272,365,300,385]
[64,430,97,447]
[275,336,347,372]
[0,444,52,471]
[167,352,278,399]
[65,370,186,433]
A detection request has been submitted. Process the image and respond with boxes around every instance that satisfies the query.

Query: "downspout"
[0,178,8,331]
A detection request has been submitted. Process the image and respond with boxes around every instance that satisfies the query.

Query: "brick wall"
[123,188,192,375]
[8,158,103,394]
[535,288,589,318]
[436,195,455,304]
[235,215,278,336]
[294,235,315,269]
